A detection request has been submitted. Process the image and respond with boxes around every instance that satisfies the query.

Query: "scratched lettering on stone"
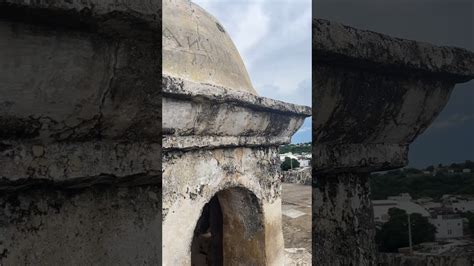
[163,27,228,65]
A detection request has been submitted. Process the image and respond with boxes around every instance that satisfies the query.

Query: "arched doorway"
[191,187,266,265]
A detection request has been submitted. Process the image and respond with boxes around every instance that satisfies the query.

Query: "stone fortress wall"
[0,1,163,264]
[312,18,474,265]
[0,0,473,265]
[161,1,310,264]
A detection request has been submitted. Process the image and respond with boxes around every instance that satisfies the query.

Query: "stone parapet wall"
[162,76,310,151]
[282,167,311,185]
[313,18,474,265]
[161,74,310,265]
[377,253,474,266]
[0,185,162,264]
[0,1,162,264]
[313,173,376,265]
[314,19,474,80]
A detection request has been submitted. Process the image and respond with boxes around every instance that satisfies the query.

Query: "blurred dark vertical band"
[312,0,473,265]
[0,0,162,264]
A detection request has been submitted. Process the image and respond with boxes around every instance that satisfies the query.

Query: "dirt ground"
[282,183,312,265]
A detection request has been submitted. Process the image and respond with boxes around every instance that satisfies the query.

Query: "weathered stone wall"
[313,173,376,265]
[161,3,310,265]
[1,185,161,265]
[162,147,281,221]
[313,18,474,265]
[282,167,311,185]
[161,77,310,265]
[377,253,474,266]
[0,1,162,264]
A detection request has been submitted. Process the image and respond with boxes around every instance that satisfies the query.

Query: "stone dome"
[163,0,257,94]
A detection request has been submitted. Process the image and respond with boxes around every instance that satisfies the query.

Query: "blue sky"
[194,0,312,143]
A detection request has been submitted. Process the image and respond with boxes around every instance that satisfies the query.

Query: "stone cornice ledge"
[0,140,161,191]
[313,18,474,173]
[162,76,312,116]
[0,0,161,39]
[314,19,474,81]
[163,135,291,151]
[162,76,311,151]
[314,143,408,174]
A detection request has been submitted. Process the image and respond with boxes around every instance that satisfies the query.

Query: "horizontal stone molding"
[314,19,474,81]
[313,143,408,174]
[163,76,311,116]
[163,76,311,150]
[163,135,291,151]
[0,140,161,187]
[313,19,474,172]
[0,20,160,143]
[0,0,161,38]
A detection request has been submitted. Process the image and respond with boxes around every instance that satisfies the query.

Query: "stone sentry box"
[312,19,474,265]
[0,0,311,264]
[0,0,162,265]
[162,1,310,265]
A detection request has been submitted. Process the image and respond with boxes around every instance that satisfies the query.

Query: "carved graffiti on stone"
[163,27,222,65]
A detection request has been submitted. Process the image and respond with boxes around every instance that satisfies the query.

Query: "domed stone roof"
[163,0,257,94]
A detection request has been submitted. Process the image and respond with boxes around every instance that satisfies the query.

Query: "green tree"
[376,208,436,252]
[280,157,300,171]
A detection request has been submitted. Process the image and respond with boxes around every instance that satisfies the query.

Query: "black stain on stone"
[215,22,225,33]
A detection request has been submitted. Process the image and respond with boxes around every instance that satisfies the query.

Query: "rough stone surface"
[162,146,288,265]
[0,21,160,143]
[162,76,310,151]
[313,63,455,172]
[284,248,311,266]
[162,147,282,220]
[163,0,256,94]
[282,168,311,185]
[0,141,161,185]
[161,76,308,265]
[377,253,474,266]
[313,18,474,265]
[313,173,376,265]
[0,1,162,265]
[0,185,162,265]
[314,19,474,81]
[161,2,310,265]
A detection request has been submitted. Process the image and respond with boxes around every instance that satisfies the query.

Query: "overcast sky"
[194,0,312,143]
[315,0,473,168]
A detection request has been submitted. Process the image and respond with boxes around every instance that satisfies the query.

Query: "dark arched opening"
[191,187,265,265]
[191,196,224,265]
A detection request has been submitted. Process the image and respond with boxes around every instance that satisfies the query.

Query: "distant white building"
[388,193,412,202]
[429,215,463,239]
[279,152,311,168]
[373,199,430,223]
[415,198,442,211]
[462,168,471,173]
[280,152,297,161]
[451,200,474,213]
[298,159,310,168]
